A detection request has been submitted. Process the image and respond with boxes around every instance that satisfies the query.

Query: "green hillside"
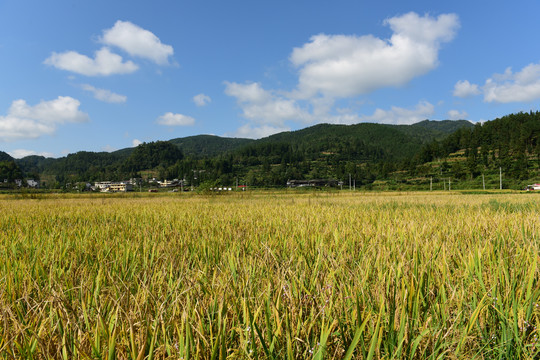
[168,135,254,158]
[6,119,479,188]
[396,120,474,142]
[415,111,540,189]
[0,151,13,162]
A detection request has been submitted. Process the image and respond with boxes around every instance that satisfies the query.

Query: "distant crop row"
[1,192,539,359]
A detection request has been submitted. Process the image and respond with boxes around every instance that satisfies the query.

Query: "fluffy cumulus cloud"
[157,112,195,126]
[193,93,211,107]
[225,82,312,125]
[45,21,173,76]
[101,21,174,65]
[447,109,468,120]
[224,12,458,136]
[225,12,458,136]
[81,84,127,103]
[360,101,435,125]
[483,63,540,103]
[290,12,459,98]
[0,96,89,142]
[132,139,143,147]
[44,47,138,76]
[453,80,481,98]
[8,149,55,159]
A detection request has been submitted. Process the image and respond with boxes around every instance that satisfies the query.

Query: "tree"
[123,141,183,172]
[0,161,23,183]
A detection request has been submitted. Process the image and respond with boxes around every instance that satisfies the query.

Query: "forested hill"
[168,135,254,158]
[254,120,474,161]
[109,135,254,159]
[6,119,476,186]
[418,111,540,181]
[395,120,474,142]
[0,151,22,184]
[0,151,13,161]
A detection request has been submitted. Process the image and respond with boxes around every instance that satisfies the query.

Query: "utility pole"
[430,177,432,191]
[449,178,451,191]
[482,174,485,190]
[500,167,502,190]
[349,173,351,191]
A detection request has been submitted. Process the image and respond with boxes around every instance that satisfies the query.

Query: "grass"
[0,191,539,359]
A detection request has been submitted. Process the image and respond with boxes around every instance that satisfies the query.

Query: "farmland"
[1,191,539,359]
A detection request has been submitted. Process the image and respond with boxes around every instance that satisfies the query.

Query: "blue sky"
[2,0,540,158]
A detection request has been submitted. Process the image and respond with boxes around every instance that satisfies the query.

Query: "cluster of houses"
[3,179,40,188]
[93,181,134,192]
[7,176,540,192]
[93,178,187,192]
[156,179,184,188]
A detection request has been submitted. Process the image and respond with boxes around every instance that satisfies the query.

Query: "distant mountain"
[8,119,476,186]
[251,120,474,161]
[5,115,540,189]
[108,135,254,160]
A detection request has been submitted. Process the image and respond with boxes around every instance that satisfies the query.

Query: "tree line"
[6,114,540,190]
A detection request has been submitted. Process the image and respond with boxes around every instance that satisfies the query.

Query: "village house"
[94,181,133,192]
[106,182,133,192]
[158,179,180,188]
[94,181,112,190]
[27,179,39,188]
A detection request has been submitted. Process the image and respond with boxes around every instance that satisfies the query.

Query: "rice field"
[0,191,539,359]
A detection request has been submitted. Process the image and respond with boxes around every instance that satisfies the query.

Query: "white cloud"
[101,21,174,65]
[225,12,456,133]
[193,93,211,107]
[453,80,481,98]
[483,63,540,103]
[81,84,127,103]
[225,82,312,125]
[101,145,117,152]
[8,149,55,159]
[132,139,142,147]
[232,124,290,139]
[0,96,89,142]
[290,12,459,98]
[360,101,435,125]
[447,109,468,120]
[44,47,138,76]
[157,112,195,126]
